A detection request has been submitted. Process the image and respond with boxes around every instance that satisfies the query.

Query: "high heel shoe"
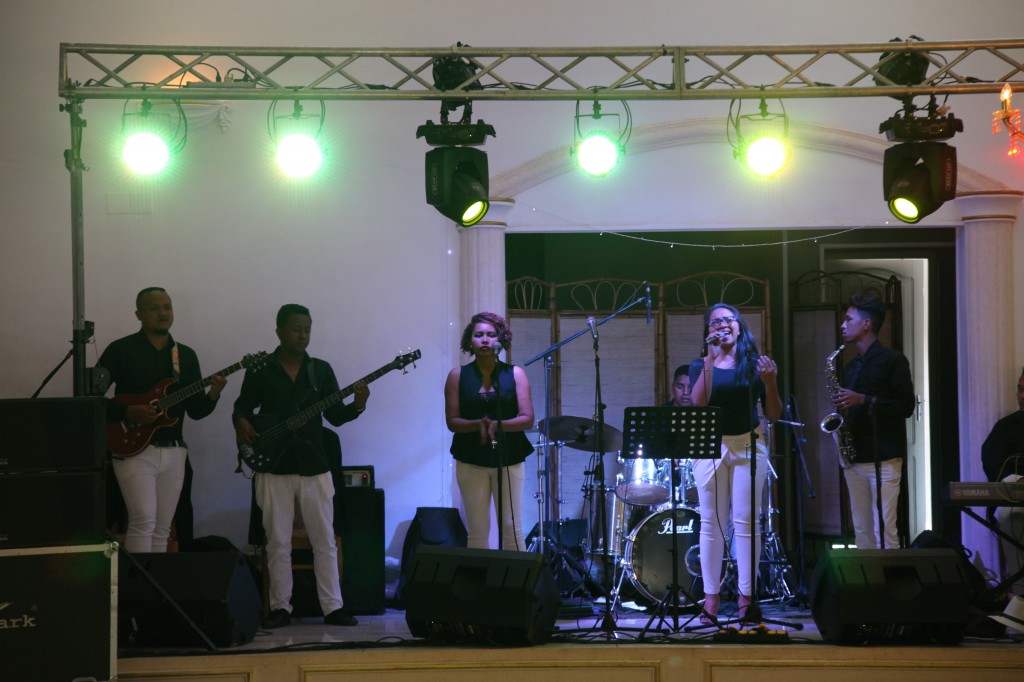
[700,593,721,626]
[737,594,756,625]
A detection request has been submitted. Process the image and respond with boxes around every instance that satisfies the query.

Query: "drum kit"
[533,413,795,611]
[535,414,705,607]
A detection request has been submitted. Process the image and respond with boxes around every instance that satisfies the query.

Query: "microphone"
[491,341,503,353]
[706,330,727,346]
[587,316,598,341]
[645,283,652,325]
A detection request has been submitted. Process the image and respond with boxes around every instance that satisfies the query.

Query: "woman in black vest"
[444,312,535,550]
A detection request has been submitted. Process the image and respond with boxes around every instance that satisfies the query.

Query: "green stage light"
[269,100,326,179]
[744,135,790,176]
[572,100,630,177]
[120,99,187,176]
[123,131,170,175]
[728,97,790,177]
[575,132,620,177]
[275,133,323,179]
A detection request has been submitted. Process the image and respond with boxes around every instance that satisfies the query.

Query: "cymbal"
[538,415,622,452]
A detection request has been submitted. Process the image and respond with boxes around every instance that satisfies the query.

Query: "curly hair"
[460,311,513,354]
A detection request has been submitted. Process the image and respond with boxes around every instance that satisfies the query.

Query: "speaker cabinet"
[0,471,105,549]
[0,397,105,473]
[810,548,970,645]
[119,551,262,647]
[404,546,559,645]
[291,486,385,616]
[0,544,115,682]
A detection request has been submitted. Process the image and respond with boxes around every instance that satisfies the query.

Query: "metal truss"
[60,40,1024,103]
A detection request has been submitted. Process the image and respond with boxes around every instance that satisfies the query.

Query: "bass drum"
[623,507,704,605]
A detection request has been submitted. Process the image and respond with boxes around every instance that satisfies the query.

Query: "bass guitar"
[107,351,271,457]
[238,349,421,473]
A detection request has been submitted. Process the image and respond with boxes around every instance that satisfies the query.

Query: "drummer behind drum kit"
[536,411,794,611]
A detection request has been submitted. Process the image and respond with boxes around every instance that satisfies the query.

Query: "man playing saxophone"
[832,293,915,550]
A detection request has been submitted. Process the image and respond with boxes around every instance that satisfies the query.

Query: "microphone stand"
[526,291,648,638]
[781,396,814,604]
[492,367,507,551]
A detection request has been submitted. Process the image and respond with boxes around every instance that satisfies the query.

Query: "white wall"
[2,0,1023,555]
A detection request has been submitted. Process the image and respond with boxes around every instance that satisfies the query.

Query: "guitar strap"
[306,358,320,395]
[171,343,181,381]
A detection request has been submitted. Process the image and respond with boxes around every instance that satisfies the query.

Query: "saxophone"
[820,345,856,469]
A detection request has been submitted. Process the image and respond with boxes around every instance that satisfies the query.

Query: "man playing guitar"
[98,287,226,553]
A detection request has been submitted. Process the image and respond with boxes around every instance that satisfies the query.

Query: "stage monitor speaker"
[404,546,559,645]
[0,470,105,549]
[810,548,970,645]
[395,506,467,608]
[0,396,105,473]
[119,551,262,647]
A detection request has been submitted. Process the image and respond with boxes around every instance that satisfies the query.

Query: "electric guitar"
[238,349,421,473]
[107,351,271,457]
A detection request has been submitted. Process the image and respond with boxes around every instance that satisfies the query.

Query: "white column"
[955,190,1023,575]
[459,198,514,321]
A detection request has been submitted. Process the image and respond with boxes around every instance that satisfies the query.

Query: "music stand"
[621,405,721,636]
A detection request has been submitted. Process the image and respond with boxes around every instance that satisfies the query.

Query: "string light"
[602,228,864,250]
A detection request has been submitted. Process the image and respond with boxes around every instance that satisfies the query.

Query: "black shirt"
[97,330,218,443]
[232,348,361,476]
[981,410,1024,482]
[842,339,916,463]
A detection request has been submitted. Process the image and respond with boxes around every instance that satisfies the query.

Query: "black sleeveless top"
[450,361,534,467]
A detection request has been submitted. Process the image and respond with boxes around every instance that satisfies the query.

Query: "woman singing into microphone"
[688,303,782,624]
[444,312,535,550]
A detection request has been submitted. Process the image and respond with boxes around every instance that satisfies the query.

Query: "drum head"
[624,507,704,605]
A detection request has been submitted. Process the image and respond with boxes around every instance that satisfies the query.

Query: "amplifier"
[341,465,374,488]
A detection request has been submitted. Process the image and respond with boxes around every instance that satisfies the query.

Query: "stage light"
[572,100,630,177]
[882,141,957,223]
[879,97,961,223]
[120,99,187,175]
[728,97,790,177]
[423,145,490,226]
[873,36,929,105]
[269,100,325,178]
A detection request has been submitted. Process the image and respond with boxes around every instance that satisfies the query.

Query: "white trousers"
[843,459,902,549]
[455,460,526,551]
[255,472,342,615]
[692,431,767,597]
[995,505,1024,596]
[111,445,186,553]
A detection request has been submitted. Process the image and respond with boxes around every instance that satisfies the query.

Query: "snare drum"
[616,457,671,506]
[623,507,704,604]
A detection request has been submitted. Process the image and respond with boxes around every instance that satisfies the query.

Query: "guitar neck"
[158,359,246,410]
[287,362,398,429]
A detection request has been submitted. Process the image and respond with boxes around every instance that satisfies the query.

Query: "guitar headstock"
[394,349,421,373]
[243,351,273,371]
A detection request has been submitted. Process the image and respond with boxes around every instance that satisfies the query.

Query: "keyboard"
[945,481,1024,506]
